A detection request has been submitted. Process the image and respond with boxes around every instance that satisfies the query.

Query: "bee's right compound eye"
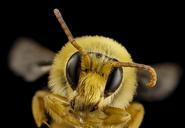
[66,52,81,90]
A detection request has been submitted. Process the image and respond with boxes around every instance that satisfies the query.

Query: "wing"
[9,37,55,82]
[136,63,182,101]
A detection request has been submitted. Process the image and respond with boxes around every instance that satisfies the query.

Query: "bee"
[9,8,180,128]
[32,9,156,128]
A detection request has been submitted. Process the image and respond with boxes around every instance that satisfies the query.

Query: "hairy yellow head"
[49,9,157,112]
[49,36,136,111]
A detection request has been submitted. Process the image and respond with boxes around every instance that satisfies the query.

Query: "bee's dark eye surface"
[105,67,123,96]
[66,52,81,89]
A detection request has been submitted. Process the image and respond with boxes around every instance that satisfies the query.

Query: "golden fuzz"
[49,35,136,108]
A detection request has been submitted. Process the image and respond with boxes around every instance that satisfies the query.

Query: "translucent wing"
[136,63,182,101]
[9,37,55,82]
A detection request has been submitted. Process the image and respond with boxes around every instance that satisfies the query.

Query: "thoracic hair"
[49,35,137,109]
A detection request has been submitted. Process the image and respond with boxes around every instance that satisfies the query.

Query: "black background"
[1,0,184,127]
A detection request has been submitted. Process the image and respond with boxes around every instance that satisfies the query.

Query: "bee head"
[52,9,157,112]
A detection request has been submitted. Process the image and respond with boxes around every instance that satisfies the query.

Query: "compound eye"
[105,67,123,96]
[66,52,81,90]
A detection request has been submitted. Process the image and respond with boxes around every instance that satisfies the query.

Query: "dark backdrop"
[1,0,184,128]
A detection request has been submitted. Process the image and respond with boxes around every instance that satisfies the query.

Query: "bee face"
[49,36,137,110]
[66,52,124,111]
[50,10,156,113]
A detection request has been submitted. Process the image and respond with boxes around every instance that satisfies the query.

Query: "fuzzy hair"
[49,36,137,109]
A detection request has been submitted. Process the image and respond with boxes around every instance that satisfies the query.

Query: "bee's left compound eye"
[105,67,123,96]
[66,52,81,89]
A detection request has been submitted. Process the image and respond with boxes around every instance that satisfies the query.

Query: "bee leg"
[32,90,51,127]
[44,94,82,127]
[126,102,144,128]
[102,106,131,127]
